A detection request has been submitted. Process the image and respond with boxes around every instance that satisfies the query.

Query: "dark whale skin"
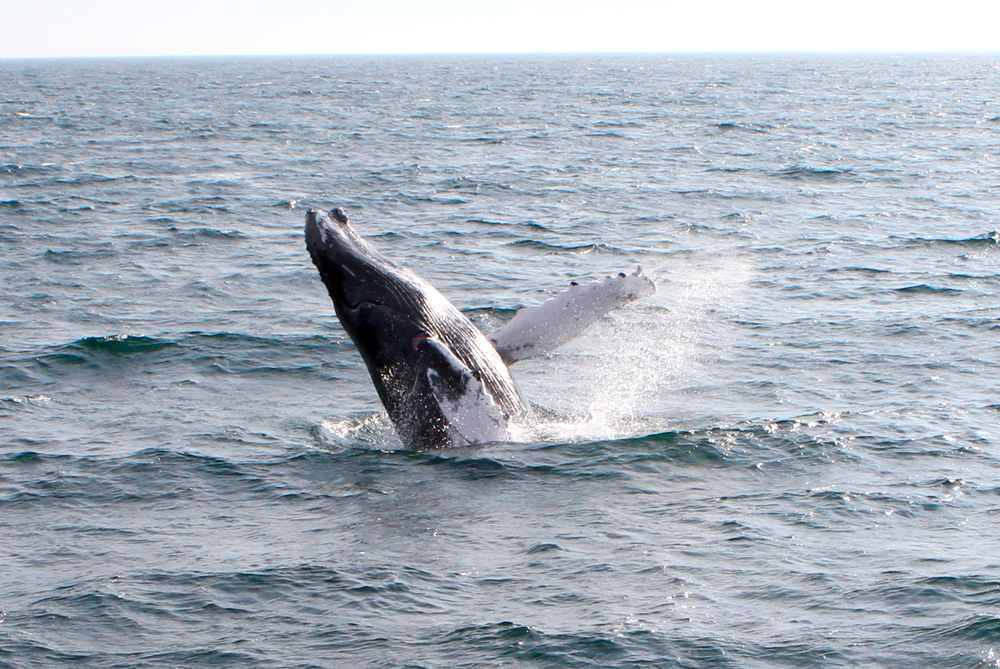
[305,207,529,450]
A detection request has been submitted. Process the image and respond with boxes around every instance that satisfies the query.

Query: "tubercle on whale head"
[305,207,352,248]
[328,207,349,225]
[304,207,349,225]
[304,207,373,264]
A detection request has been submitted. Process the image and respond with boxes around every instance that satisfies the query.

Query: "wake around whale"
[305,207,655,450]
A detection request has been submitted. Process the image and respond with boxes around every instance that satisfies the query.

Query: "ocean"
[1,53,998,668]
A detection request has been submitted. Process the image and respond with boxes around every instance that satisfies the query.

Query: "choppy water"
[2,54,999,668]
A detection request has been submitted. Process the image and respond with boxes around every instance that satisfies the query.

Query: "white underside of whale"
[421,337,510,445]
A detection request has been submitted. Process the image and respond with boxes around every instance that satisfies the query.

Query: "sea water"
[1,54,999,668]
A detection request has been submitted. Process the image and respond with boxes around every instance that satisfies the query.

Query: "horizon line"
[4,49,1000,62]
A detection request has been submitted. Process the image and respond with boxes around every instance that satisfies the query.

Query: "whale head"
[305,208,401,314]
[304,207,434,365]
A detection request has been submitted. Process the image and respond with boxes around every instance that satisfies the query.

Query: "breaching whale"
[305,207,655,450]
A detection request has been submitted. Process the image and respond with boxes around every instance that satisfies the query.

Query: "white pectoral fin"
[418,338,509,445]
[489,267,655,364]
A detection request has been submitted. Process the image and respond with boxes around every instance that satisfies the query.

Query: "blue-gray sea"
[2,54,999,668]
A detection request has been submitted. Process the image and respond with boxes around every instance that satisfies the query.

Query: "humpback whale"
[305,207,654,450]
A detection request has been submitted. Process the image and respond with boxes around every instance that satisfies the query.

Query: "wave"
[460,135,506,144]
[943,316,1000,331]
[79,334,178,356]
[505,239,625,254]
[30,332,352,376]
[583,131,630,139]
[438,622,639,665]
[825,265,894,276]
[773,165,856,181]
[893,284,963,295]
[53,173,136,185]
[431,619,808,668]
[913,576,1000,606]
[928,614,1000,642]
[165,226,246,241]
[894,231,1000,247]
[712,121,771,133]
[29,335,178,368]
[146,196,231,215]
[1,163,60,175]
[399,192,470,205]
[0,394,54,413]
[705,166,754,174]
[42,246,118,264]
[594,120,645,129]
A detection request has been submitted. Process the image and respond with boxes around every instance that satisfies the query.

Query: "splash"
[316,413,402,451]
[517,246,754,443]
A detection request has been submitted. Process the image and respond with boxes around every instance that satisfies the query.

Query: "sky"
[2,0,999,59]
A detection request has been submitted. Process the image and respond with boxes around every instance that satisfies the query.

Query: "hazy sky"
[2,0,999,59]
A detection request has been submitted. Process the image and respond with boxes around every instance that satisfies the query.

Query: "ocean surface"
[2,54,999,668]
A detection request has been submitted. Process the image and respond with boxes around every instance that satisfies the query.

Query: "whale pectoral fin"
[416,337,509,445]
[489,267,655,364]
